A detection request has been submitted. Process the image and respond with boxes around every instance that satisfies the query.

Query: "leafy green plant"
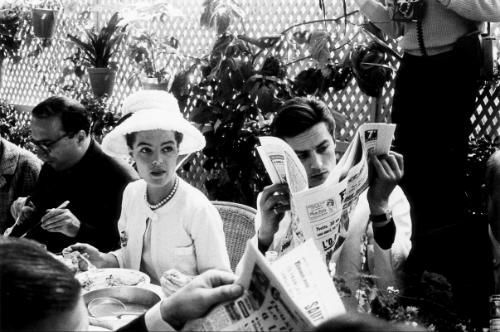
[79,92,119,143]
[127,31,179,85]
[339,271,471,331]
[0,99,33,151]
[465,136,497,218]
[170,1,392,206]
[67,12,127,69]
[28,0,62,10]
[200,0,244,35]
[0,1,31,64]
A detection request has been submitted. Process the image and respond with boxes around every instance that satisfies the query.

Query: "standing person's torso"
[400,0,476,55]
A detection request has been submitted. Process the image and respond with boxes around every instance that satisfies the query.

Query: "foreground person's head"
[315,313,426,332]
[0,237,88,331]
[272,97,337,188]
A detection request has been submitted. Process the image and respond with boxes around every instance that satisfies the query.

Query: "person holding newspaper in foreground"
[241,97,411,303]
[0,237,243,332]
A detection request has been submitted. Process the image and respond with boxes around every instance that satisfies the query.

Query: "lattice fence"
[1,0,499,195]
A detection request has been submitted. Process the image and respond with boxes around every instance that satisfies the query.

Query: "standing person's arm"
[352,0,404,39]
[436,0,500,22]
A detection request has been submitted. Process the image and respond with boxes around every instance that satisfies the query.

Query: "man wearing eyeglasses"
[9,96,138,253]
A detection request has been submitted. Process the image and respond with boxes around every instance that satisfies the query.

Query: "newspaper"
[183,240,345,331]
[257,123,396,264]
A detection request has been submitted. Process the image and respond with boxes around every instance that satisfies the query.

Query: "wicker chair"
[212,201,257,271]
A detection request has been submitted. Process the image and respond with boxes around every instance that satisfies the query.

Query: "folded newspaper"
[183,239,345,331]
[256,123,396,264]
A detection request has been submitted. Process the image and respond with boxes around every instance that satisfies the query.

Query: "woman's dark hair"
[125,131,184,149]
[32,96,91,135]
[0,238,81,331]
[271,97,336,139]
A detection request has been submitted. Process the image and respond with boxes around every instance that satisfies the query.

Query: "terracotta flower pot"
[88,68,116,97]
[32,8,59,39]
[141,76,169,91]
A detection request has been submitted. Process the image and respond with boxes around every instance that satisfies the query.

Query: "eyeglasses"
[30,133,72,154]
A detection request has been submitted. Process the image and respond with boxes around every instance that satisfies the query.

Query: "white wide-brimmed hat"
[102,90,205,156]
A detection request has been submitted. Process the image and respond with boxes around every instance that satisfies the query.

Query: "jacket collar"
[0,138,20,176]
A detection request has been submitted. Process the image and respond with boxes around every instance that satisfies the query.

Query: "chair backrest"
[212,201,257,271]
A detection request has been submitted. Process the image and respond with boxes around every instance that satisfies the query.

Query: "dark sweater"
[12,139,138,253]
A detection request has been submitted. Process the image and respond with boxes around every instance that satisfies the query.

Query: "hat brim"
[102,108,205,157]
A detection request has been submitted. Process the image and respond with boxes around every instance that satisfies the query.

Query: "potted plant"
[79,92,119,143]
[0,1,31,89]
[171,1,379,205]
[67,12,127,97]
[30,0,61,39]
[127,31,180,90]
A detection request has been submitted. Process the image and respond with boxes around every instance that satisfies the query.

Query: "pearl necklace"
[145,177,179,210]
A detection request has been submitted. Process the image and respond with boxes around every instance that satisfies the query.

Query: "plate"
[76,268,150,292]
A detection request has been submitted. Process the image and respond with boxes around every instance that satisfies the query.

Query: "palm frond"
[67,12,126,68]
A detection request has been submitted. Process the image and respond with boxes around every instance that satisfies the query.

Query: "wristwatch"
[369,210,393,228]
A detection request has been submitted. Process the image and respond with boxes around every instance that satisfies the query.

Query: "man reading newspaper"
[240,97,411,304]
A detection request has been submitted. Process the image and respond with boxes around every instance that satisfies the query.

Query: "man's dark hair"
[271,97,336,139]
[32,96,91,135]
[0,238,81,331]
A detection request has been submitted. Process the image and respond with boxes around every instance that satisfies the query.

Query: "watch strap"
[370,210,393,228]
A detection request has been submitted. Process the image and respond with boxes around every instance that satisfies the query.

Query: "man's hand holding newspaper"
[367,152,404,215]
[184,239,345,331]
[256,123,397,264]
[257,183,291,250]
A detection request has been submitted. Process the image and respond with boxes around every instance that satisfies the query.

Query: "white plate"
[76,268,150,292]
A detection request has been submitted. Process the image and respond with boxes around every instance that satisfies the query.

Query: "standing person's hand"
[367,151,404,214]
[160,270,244,330]
[258,183,291,252]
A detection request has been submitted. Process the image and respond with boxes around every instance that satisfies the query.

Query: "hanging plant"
[30,0,62,39]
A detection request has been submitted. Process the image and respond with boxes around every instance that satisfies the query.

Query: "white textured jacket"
[111,178,231,283]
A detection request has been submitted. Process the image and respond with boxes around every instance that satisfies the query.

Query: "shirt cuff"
[145,302,177,332]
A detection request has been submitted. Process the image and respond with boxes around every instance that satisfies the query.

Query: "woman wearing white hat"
[64,90,231,284]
